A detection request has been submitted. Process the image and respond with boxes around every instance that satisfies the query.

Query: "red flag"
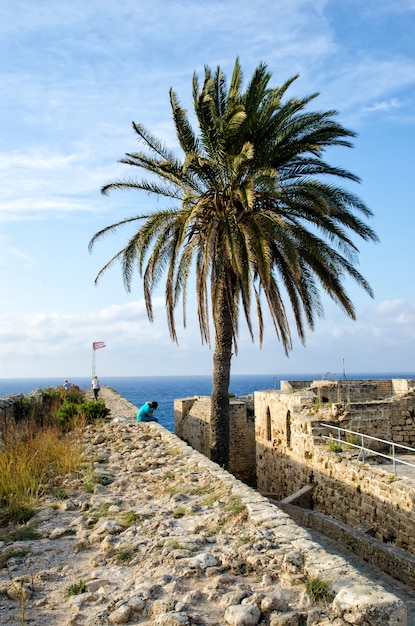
[93,341,106,350]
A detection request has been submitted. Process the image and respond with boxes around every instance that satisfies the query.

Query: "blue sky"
[1,0,415,379]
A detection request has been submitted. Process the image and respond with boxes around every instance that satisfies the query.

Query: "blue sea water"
[1,372,414,432]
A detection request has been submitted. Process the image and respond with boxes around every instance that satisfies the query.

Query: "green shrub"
[55,401,80,430]
[55,398,109,430]
[78,399,110,423]
[345,433,360,447]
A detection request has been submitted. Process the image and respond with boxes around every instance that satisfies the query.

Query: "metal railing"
[320,423,415,475]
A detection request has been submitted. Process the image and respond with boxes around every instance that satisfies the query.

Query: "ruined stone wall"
[283,378,415,403]
[255,389,415,557]
[174,396,256,485]
[281,379,415,448]
[0,394,23,423]
[340,395,415,448]
[0,391,40,437]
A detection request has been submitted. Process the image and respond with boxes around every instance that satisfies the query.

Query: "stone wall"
[0,391,40,438]
[254,387,415,563]
[173,380,415,568]
[292,378,415,403]
[174,395,256,486]
[0,393,25,419]
[279,501,415,592]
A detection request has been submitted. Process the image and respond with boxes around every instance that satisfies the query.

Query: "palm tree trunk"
[210,285,233,469]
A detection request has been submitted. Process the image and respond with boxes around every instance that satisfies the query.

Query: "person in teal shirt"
[137,401,158,422]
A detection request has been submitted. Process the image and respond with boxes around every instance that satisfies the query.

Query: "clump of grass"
[162,471,177,480]
[120,512,140,528]
[201,488,227,506]
[345,433,360,447]
[114,547,137,564]
[83,480,94,493]
[237,533,252,546]
[166,484,182,495]
[67,579,87,596]
[304,576,332,603]
[189,484,213,496]
[327,439,343,453]
[173,507,186,518]
[225,496,246,516]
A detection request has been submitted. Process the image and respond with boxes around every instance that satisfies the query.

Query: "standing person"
[91,375,100,400]
[137,401,158,423]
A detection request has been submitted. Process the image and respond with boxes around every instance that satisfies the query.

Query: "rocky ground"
[0,388,410,625]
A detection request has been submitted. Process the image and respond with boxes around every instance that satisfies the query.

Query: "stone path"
[0,388,410,625]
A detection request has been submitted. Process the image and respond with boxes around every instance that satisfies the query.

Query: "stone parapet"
[174,395,256,485]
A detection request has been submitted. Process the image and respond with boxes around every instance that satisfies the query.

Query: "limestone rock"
[154,612,190,625]
[333,585,407,625]
[224,604,261,626]
[108,603,131,623]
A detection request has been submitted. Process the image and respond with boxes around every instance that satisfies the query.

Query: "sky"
[1,0,415,379]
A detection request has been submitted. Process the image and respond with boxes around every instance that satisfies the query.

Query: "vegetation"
[304,575,332,603]
[120,511,141,527]
[0,387,110,526]
[90,58,378,469]
[67,579,87,596]
[327,438,343,453]
[114,546,138,564]
[0,525,40,543]
[0,423,83,524]
[56,398,110,431]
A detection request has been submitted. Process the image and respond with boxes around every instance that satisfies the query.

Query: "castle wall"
[255,388,415,557]
[174,396,256,486]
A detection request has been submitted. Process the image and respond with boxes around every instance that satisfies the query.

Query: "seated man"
[137,401,159,422]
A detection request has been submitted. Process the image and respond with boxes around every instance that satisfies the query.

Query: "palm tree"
[89,58,378,469]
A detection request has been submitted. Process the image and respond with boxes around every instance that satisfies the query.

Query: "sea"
[1,372,414,433]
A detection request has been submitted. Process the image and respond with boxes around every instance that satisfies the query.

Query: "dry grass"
[0,421,83,525]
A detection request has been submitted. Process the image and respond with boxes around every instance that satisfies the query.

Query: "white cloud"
[363,98,401,113]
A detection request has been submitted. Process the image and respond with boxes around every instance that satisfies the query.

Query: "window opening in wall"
[286,410,291,447]
[266,407,272,441]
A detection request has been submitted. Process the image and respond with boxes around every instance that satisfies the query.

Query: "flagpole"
[92,344,96,378]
